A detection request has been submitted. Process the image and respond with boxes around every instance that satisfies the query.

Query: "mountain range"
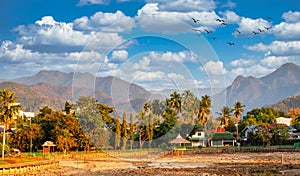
[215,63,300,112]
[0,62,299,115]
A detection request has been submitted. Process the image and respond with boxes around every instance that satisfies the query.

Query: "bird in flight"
[192,28,202,32]
[258,28,265,33]
[204,29,211,34]
[266,16,273,21]
[192,18,199,23]
[253,31,259,35]
[221,22,227,26]
[216,18,225,23]
[264,26,271,30]
[236,30,241,34]
[227,42,235,46]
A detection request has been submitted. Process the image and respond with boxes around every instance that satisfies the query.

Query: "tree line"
[1,89,300,154]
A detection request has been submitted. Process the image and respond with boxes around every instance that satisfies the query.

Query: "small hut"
[42,141,56,156]
[169,134,190,150]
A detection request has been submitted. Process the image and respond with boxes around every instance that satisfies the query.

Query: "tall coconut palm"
[169,91,182,114]
[182,90,194,109]
[232,101,245,121]
[0,89,21,159]
[216,106,232,127]
[182,90,195,124]
[197,95,211,125]
[232,101,245,140]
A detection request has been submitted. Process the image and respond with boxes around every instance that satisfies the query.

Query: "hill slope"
[0,82,66,112]
[271,95,300,113]
[215,63,300,112]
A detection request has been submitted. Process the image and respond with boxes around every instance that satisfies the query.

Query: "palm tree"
[170,91,182,114]
[197,95,211,125]
[232,101,245,140]
[0,89,21,159]
[182,90,196,122]
[182,90,194,109]
[232,101,245,121]
[216,106,232,127]
[143,101,152,114]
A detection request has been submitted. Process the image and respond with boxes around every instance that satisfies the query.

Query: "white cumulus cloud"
[230,59,256,67]
[282,11,300,23]
[271,22,300,41]
[146,0,216,12]
[110,50,128,63]
[200,61,227,76]
[246,41,300,56]
[73,11,135,33]
[0,40,110,78]
[14,16,125,53]
[136,3,221,33]
[235,17,271,36]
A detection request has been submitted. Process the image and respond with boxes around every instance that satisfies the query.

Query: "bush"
[160,143,168,150]
[294,142,300,148]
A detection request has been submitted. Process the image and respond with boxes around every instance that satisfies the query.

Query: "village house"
[188,131,206,147]
[276,117,292,126]
[210,132,236,147]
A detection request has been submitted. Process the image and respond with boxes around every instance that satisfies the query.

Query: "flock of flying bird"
[191,16,273,46]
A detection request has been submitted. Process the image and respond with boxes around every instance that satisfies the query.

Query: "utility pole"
[30,116,32,155]
[23,112,34,155]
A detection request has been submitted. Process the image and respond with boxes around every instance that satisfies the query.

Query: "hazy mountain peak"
[222,63,300,111]
[279,62,300,70]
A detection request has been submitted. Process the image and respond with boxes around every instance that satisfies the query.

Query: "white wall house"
[188,131,206,147]
[276,117,292,126]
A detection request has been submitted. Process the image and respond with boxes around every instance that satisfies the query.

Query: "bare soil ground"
[39,152,300,176]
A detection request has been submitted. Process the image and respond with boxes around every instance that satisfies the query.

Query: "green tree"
[114,118,121,150]
[75,96,111,149]
[182,90,197,124]
[270,124,289,145]
[248,124,270,146]
[182,90,194,109]
[121,112,128,150]
[55,128,76,153]
[0,89,22,158]
[169,91,182,114]
[196,95,211,125]
[148,113,154,148]
[151,99,165,116]
[232,101,245,122]
[10,122,43,152]
[216,106,232,127]
[243,107,284,125]
[137,109,148,149]
[129,113,134,150]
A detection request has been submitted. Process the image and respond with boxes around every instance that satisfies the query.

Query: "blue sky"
[0,0,300,91]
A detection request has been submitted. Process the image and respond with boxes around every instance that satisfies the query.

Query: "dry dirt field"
[37,151,300,176]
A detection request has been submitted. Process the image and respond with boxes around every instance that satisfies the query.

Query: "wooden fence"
[0,160,59,175]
